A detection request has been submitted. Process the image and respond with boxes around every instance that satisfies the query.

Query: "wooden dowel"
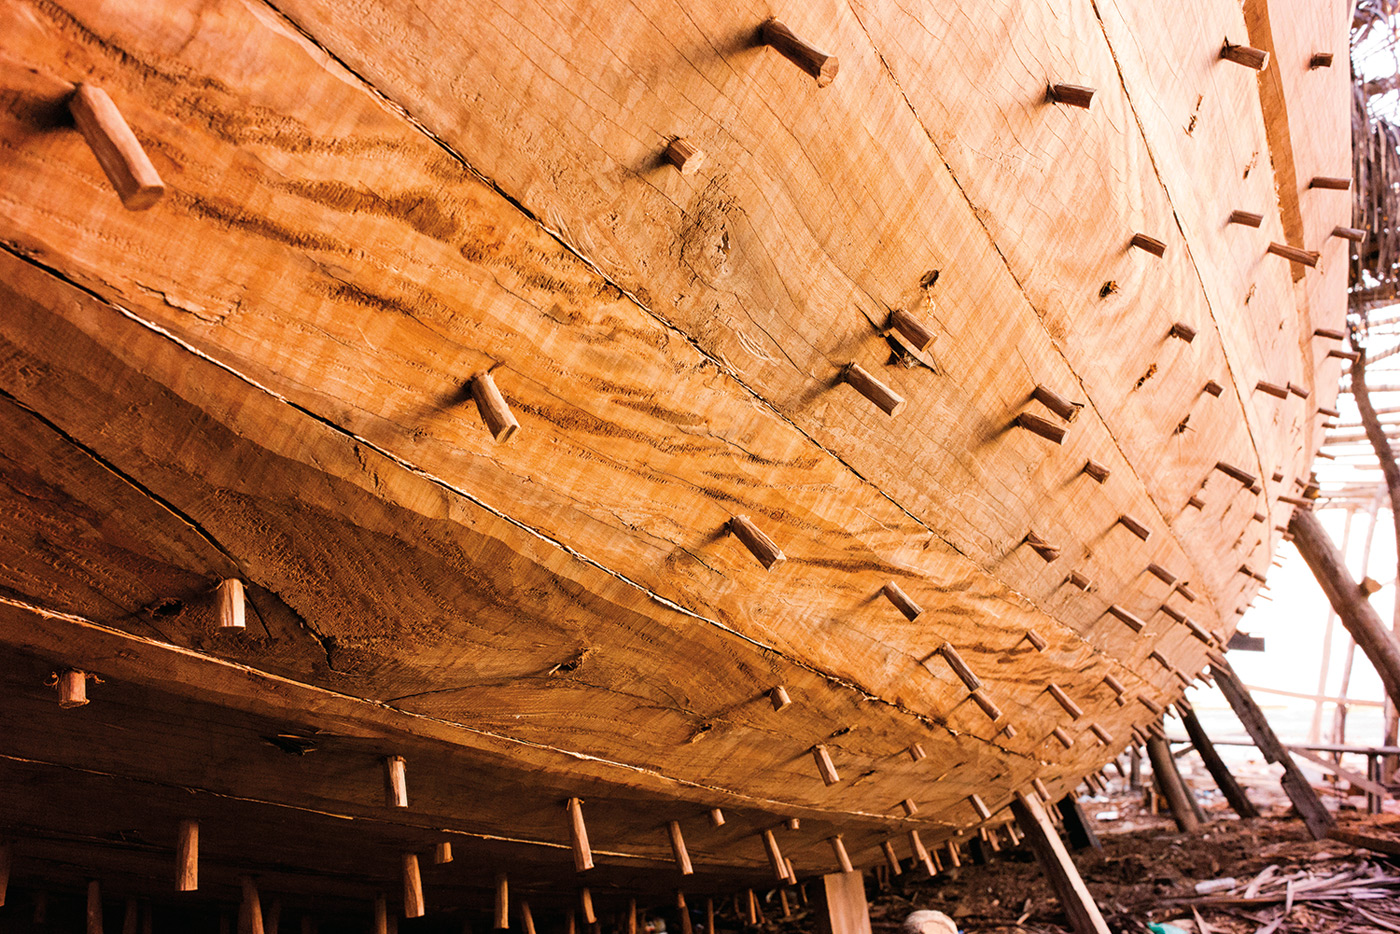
[1311,52,1335,68]
[970,689,1002,721]
[709,807,725,827]
[1315,328,1345,340]
[1318,405,1340,417]
[67,85,165,210]
[810,744,840,785]
[59,669,89,708]
[1267,242,1319,267]
[1001,720,1019,739]
[745,890,759,926]
[1065,570,1093,591]
[1049,83,1095,109]
[1180,616,1213,643]
[1149,650,1172,670]
[1106,604,1146,633]
[217,579,246,630]
[1145,563,1177,586]
[1024,531,1060,562]
[434,842,453,864]
[1328,349,1360,361]
[1175,581,1198,602]
[1256,380,1290,399]
[240,877,265,934]
[706,898,715,934]
[761,829,788,881]
[87,880,104,934]
[888,308,937,351]
[1082,460,1110,483]
[666,820,693,875]
[1014,411,1067,443]
[1228,210,1263,227]
[1116,514,1151,541]
[494,874,508,929]
[880,840,903,875]
[176,819,198,891]
[1031,778,1051,802]
[383,756,408,808]
[1138,695,1164,715]
[937,642,981,691]
[1025,630,1048,651]
[785,817,800,831]
[1309,176,1351,190]
[123,899,139,934]
[728,515,785,570]
[1277,494,1312,508]
[1031,385,1079,421]
[908,830,934,875]
[829,835,854,873]
[900,798,918,816]
[566,797,594,872]
[1215,460,1257,486]
[943,840,961,869]
[1203,379,1224,397]
[675,891,691,934]
[907,742,927,761]
[1050,726,1073,748]
[969,794,992,820]
[1187,494,1205,509]
[401,854,424,918]
[1130,233,1167,257]
[761,19,838,87]
[1046,684,1083,719]
[768,686,792,711]
[1221,41,1269,70]
[663,138,704,175]
[1102,673,1126,699]
[300,917,315,934]
[521,902,537,934]
[1332,226,1366,241]
[1169,322,1196,343]
[844,362,905,416]
[471,372,520,442]
[880,581,923,620]
[566,909,577,934]
[580,889,596,925]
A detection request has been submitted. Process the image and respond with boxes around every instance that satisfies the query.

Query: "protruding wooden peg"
[907,830,935,875]
[1203,380,1224,397]
[58,669,89,708]
[1267,242,1320,267]
[785,817,801,831]
[1106,604,1146,633]
[768,686,793,711]
[709,807,725,827]
[1332,226,1366,242]
[844,362,905,416]
[761,19,838,87]
[1171,669,1192,688]
[1160,604,1186,625]
[1065,570,1093,591]
[667,820,694,875]
[1130,233,1167,257]
[1310,52,1335,68]
[811,745,840,785]
[1116,514,1151,541]
[675,891,691,934]
[706,897,715,934]
[1014,411,1067,443]
[888,309,936,351]
[1175,581,1198,602]
[1310,176,1352,190]
[1031,777,1051,802]
[240,877,265,934]
[1082,460,1110,483]
[1315,328,1345,341]
[970,689,1003,721]
[566,797,594,872]
[1049,83,1096,109]
[1287,382,1309,398]
[937,642,981,691]
[968,794,992,821]
[1187,495,1205,509]
[1138,695,1164,715]
[434,842,453,864]
[1239,564,1267,582]
[402,854,424,918]
[1024,532,1060,562]
[880,581,923,621]
[827,835,855,873]
[1318,405,1340,417]
[1255,380,1290,399]
[745,890,759,926]
[521,902,537,934]
[729,515,785,570]
[663,138,704,175]
[1277,494,1312,508]
[1221,41,1269,70]
[580,889,596,925]
[86,880,104,934]
[1031,385,1080,421]
[1169,322,1197,343]
[943,840,961,869]
[1050,726,1073,748]
[494,874,509,929]
[383,756,408,808]
[1001,721,1019,739]
[1206,648,1227,668]
[1148,650,1172,670]
[1228,210,1264,227]
[880,839,903,875]
[900,798,918,817]
[1146,563,1177,586]
[1046,684,1083,720]
[1215,461,1257,486]
[907,743,927,762]
[761,829,789,881]
[1025,630,1048,651]
[1102,673,1127,705]
[1328,349,1360,362]
[217,579,246,630]
[1180,616,1212,644]
[469,371,521,443]
[176,819,198,891]
[67,85,165,210]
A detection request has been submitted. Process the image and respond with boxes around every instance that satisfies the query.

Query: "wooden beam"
[1146,737,1199,833]
[812,871,871,934]
[1009,793,1108,934]
[1054,797,1101,852]
[175,819,198,891]
[1177,704,1258,818]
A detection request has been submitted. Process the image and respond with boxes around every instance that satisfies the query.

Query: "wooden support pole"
[67,85,165,210]
[1129,233,1167,257]
[217,579,246,630]
[675,891,692,934]
[0,840,9,907]
[580,888,596,925]
[707,898,716,934]
[122,899,139,934]
[494,874,508,929]
[880,581,922,620]
[266,899,281,934]
[520,902,537,934]
[58,669,89,708]
[1014,411,1067,443]
[176,819,198,891]
[879,840,902,875]
[88,881,104,934]
[566,798,594,872]
[1009,793,1109,934]
[239,877,265,934]
[1146,737,1200,833]
[729,515,785,570]
[374,895,389,934]
[1289,509,1400,708]
[761,20,838,86]
[667,820,693,875]
[813,871,871,934]
[663,138,704,175]
[888,309,936,351]
[1177,703,1258,818]
[844,363,904,416]
[1055,797,1101,852]
[402,854,424,918]
[811,744,840,785]
[1049,83,1096,109]
[1228,209,1263,227]
[383,756,408,808]
[828,835,854,873]
[1221,41,1269,69]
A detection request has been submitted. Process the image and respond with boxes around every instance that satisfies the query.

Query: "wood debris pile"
[1163,859,1400,933]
